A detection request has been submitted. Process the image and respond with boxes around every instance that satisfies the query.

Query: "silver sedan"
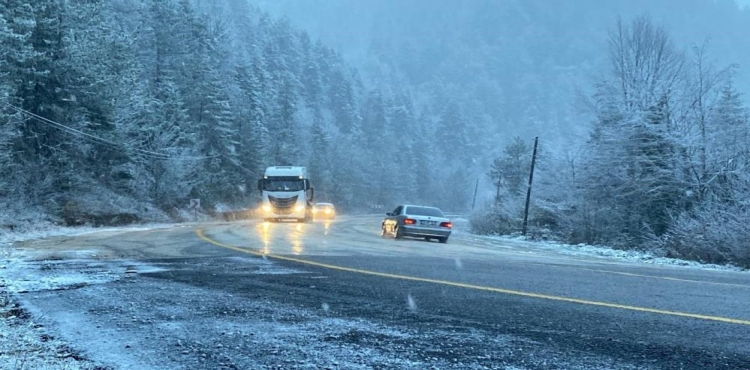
[381,205,452,243]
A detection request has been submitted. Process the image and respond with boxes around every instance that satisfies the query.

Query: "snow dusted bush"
[470,205,518,236]
[663,204,750,268]
[0,200,52,231]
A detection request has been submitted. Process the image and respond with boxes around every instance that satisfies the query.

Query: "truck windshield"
[262,179,305,192]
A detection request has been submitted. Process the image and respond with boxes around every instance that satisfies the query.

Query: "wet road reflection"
[291,223,305,255]
[257,221,272,254]
[250,219,340,256]
[242,217,422,257]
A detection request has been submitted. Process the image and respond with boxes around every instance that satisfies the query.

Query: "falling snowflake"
[407,294,417,311]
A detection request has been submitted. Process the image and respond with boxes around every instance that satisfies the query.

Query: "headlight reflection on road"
[291,240,303,255]
[324,221,331,235]
[290,223,306,255]
[257,221,272,255]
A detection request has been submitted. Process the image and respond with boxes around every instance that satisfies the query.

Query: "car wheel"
[395,226,404,239]
[438,236,448,244]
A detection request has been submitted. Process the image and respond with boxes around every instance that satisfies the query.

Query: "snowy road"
[4,216,750,369]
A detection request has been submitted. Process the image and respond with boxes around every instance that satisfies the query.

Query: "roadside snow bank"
[480,234,744,271]
[2,256,167,294]
[0,224,176,370]
[1,222,179,249]
[0,262,104,370]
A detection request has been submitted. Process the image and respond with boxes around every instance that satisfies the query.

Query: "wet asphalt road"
[11,216,750,369]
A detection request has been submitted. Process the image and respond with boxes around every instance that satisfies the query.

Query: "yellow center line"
[195,228,750,326]
[580,268,750,288]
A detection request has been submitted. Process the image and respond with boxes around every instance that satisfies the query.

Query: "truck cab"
[258,166,314,222]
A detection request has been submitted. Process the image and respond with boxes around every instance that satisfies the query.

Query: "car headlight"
[324,209,331,214]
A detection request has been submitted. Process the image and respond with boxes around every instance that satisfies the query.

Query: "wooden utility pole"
[471,178,479,210]
[522,137,539,237]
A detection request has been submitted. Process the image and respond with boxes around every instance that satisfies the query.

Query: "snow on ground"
[473,233,744,272]
[0,222,180,370]
[0,303,100,370]
[0,252,317,369]
[0,259,102,369]
[452,217,746,271]
[1,222,180,249]
[0,221,181,294]
[2,256,167,294]
[0,253,170,369]
[448,216,744,271]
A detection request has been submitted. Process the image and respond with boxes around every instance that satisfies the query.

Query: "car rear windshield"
[406,206,444,217]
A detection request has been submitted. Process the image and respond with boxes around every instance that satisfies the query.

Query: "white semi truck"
[257,166,314,222]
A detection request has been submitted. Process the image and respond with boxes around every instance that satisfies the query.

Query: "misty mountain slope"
[257,0,750,151]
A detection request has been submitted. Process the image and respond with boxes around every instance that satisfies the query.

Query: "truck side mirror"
[309,187,314,200]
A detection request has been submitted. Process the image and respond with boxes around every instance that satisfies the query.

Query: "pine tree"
[10,0,85,201]
[489,136,529,201]
[410,113,433,204]
[623,95,682,237]
[709,81,748,162]
[703,80,750,202]
[0,8,25,196]
[269,76,299,165]
[194,68,241,203]
[58,0,135,185]
[308,112,332,200]
[361,90,387,145]
[299,33,322,109]
[328,68,360,135]
[388,92,418,201]
[232,66,265,191]
[436,102,469,163]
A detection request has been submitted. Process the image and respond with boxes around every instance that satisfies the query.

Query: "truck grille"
[268,195,298,215]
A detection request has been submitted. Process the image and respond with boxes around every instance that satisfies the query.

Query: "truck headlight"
[263,204,272,213]
[295,205,305,212]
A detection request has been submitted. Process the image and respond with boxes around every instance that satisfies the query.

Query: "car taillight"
[404,218,417,225]
[440,222,453,228]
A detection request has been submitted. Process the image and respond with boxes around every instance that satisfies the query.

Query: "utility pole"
[522,137,539,237]
[471,178,479,211]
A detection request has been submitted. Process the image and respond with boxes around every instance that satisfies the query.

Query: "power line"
[4,102,171,159]
[3,102,217,161]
